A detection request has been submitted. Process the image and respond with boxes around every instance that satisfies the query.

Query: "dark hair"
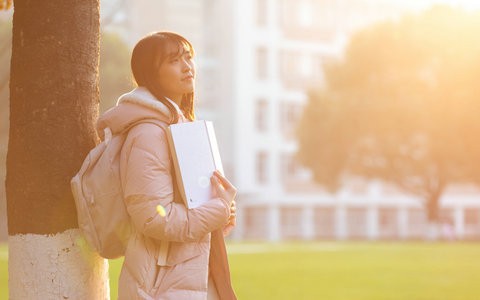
[131,31,195,123]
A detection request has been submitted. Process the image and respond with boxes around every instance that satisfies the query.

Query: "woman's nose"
[182,60,192,72]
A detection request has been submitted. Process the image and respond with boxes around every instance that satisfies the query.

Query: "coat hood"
[96,87,186,139]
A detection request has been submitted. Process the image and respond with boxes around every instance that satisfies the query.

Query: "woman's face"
[156,45,195,104]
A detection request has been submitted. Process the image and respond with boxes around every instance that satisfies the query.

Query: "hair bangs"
[156,33,195,66]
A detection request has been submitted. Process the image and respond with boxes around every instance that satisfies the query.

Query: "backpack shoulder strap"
[103,119,168,144]
[121,118,168,135]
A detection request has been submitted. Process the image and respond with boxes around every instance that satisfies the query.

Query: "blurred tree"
[297,6,480,232]
[99,31,134,113]
[0,0,12,10]
[6,1,108,298]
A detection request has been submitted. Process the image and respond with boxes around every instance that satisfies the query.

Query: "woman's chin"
[182,85,195,94]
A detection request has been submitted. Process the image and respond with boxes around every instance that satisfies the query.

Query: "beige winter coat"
[97,87,236,300]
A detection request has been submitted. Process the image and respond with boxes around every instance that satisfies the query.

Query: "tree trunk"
[426,194,441,222]
[424,190,442,241]
[6,1,108,298]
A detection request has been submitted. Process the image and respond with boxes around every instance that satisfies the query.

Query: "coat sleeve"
[120,123,230,242]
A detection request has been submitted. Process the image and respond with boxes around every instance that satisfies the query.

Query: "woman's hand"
[223,200,236,237]
[210,170,237,206]
[211,170,237,236]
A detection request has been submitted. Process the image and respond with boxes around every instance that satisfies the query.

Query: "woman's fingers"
[211,171,237,203]
[210,174,224,193]
[214,170,237,193]
[230,201,236,215]
[211,171,238,220]
[222,198,237,237]
[211,175,231,204]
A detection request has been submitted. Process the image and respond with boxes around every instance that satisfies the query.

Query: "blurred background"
[1,0,480,244]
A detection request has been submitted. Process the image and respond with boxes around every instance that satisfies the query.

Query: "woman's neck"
[165,94,182,106]
[164,96,182,111]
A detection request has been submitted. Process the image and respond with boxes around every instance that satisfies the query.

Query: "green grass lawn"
[2,242,480,299]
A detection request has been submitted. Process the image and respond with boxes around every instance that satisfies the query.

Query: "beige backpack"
[71,119,167,259]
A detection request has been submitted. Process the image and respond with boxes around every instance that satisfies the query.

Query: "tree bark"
[424,184,444,241]
[426,194,441,223]
[6,0,108,298]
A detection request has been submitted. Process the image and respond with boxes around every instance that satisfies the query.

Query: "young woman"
[97,32,237,299]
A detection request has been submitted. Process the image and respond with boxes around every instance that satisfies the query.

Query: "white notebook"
[166,120,224,209]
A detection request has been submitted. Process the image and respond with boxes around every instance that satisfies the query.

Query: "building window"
[278,0,290,29]
[347,207,368,239]
[314,207,336,239]
[299,53,312,77]
[280,101,303,138]
[281,152,300,183]
[280,0,313,29]
[378,208,398,239]
[464,208,480,239]
[256,151,268,184]
[255,99,268,132]
[244,206,269,239]
[280,50,316,89]
[256,0,268,27]
[279,50,295,87]
[465,209,480,227]
[256,47,268,79]
[281,207,303,239]
[280,51,330,89]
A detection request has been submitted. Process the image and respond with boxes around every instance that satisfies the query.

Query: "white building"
[101,0,480,241]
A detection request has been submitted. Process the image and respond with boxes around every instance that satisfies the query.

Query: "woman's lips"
[182,74,194,81]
